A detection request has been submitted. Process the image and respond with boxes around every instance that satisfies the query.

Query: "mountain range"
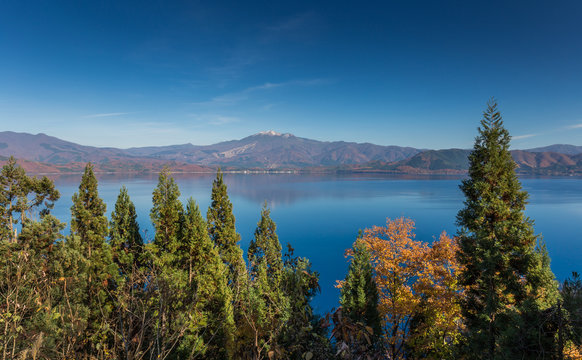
[1,131,581,175]
[342,149,582,175]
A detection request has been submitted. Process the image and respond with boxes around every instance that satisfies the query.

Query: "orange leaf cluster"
[361,217,464,358]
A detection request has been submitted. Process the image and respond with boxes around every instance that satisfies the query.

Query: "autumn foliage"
[358,217,464,359]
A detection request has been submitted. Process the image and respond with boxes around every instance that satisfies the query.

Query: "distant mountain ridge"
[0,131,128,164]
[0,131,421,169]
[1,131,581,175]
[342,149,582,175]
[525,144,582,155]
[127,131,421,167]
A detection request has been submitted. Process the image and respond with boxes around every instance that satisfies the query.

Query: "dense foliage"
[457,99,561,358]
[0,101,580,359]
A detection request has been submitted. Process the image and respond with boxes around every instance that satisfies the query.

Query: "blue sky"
[1,0,581,149]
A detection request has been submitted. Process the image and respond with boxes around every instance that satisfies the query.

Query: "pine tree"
[148,167,187,358]
[206,169,249,357]
[207,168,246,285]
[562,272,582,354]
[150,167,183,254]
[339,235,382,337]
[108,186,147,357]
[109,186,143,272]
[70,163,117,356]
[0,160,65,358]
[278,244,333,358]
[177,198,235,358]
[248,202,283,276]
[333,233,382,358]
[71,163,109,255]
[456,99,560,358]
[241,204,290,358]
[0,156,59,242]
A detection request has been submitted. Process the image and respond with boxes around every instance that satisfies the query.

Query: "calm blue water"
[46,173,582,314]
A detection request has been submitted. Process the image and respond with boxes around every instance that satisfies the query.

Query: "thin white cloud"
[83,112,130,118]
[266,13,316,33]
[262,12,323,43]
[246,82,285,91]
[208,116,240,126]
[193,78,330,107]
[510,121,582,142]
[207,46,264,81]
[513,134,538,140]
[260,103,279,111]
[189,113,241,126]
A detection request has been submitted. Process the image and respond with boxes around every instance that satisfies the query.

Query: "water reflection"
[46,173,582,313]
[45,172,467,206]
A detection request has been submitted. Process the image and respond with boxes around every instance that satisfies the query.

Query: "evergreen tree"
[150,167,183,253]
[71,163,109,256]
[0,160,65,358]
[0,156,59,242]
[206,169,249,357]
[109,186,143,271]
[278,244,333,358]
[248,202,283,276]
[334,233,382,358]
[70,163,117,356]
[339,235,382,338]
[207,168,247,286]
[241,204,290,358]
[177,198,235,358]
[108,186,147,357]
[456,99,560,358]
[149,168,187,358]
[562,272,582,353]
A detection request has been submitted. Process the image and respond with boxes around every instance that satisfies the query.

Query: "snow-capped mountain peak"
[256,130,293,138]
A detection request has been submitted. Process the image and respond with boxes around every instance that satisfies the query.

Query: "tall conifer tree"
[149,168,187,358]
[242,204,290,358]
[206,169,249,357]
[339,237,382,338]
[207,168,246,285]
[248,203,283,276]
[562,272,582,353]
[108,186,148,358]
[0,156,59,242]
[178,198,235,358]
[456,99,559,358]
[150,167,183,254]
[71,163,109,254]
[110,186,143,271]
[0,160,67,357]
[70,163,116,355]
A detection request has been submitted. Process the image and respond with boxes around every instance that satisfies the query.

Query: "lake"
[47,173,582,313]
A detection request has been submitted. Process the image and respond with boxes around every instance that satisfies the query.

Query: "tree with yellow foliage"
[360,217,464,359]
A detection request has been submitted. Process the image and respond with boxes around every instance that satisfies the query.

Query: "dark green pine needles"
[150,168,236,358]
[340,237,382,337]
[0,156,60,242]
[456,99,560,359]
[242,204,291,358]
[178,198,235,358]
[109,186,143,271]
[248,202,283,276]
[70,163,117,355]
[207,168,246,286]
[150,167,183,253]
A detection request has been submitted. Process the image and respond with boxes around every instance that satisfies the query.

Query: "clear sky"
[1,0,581,149]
